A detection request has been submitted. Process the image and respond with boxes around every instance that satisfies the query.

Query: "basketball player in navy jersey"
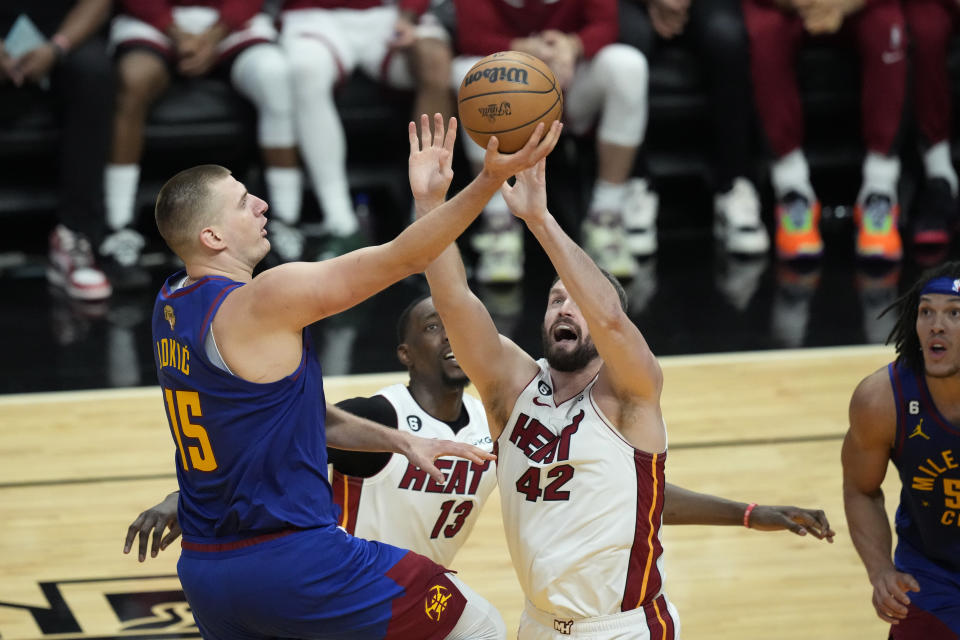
[844,262,960,638]
[147,114,560,640]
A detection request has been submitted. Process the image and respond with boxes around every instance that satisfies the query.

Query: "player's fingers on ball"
[486,136,500,152]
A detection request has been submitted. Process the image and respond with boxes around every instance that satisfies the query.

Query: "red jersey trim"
[181,527,300,552]
[622,450,664,611]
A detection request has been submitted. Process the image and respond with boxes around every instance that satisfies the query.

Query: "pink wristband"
[51,33,71,55]
[743,502,758,528]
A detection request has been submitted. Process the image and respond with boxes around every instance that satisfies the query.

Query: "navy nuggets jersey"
[888,362,960,572]
[152,271,338,542]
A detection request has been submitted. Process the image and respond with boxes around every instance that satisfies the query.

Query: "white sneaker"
[714,178,770,255]
[48,225,112,301]
[582,218,638,279]
[99,228,146,268]
[475,226,523,284]
[622,178,659,256]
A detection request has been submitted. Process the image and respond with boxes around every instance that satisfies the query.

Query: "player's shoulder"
[849,365,897,435]
[852,365,894,407]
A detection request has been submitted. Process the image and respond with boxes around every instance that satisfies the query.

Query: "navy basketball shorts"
[178,524,467,639]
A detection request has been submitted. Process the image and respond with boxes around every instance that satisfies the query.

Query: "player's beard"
[441,370,471,390]
[541,327,599,372]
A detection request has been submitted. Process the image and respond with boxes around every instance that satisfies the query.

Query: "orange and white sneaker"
[775,192,823,260]
[854,193,902,261]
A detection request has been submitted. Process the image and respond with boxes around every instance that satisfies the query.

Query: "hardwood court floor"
[0,345,900,639]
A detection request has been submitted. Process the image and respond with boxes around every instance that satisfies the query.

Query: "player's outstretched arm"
[326,403,495,484]
[505,162,662,403]
[414,123,560,434]
[123,491,181,562]
[244,116,561,332]
[663,483,834,541]
[843,368,920,625]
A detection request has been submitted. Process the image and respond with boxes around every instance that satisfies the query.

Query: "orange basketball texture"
[457,51,563,153]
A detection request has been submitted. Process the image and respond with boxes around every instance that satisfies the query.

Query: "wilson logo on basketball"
[478,102,511,122]
[424,584,452,622]
[462,66,529,87]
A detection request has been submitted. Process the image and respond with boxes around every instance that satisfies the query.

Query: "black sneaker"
[912,177,956,248]
[99,228,151,290]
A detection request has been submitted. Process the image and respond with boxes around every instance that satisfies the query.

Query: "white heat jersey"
[498,360,671,622]
[331,384,496,567]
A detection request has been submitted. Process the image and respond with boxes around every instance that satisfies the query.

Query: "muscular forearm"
[388,171,503,275]
[844,486,896,579]
[525,212,624,326]
[663,484,749,525]
[325,404,410,454]
[57,0,112,46]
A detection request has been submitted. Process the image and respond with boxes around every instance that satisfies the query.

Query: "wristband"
[743,502,758,528]
[51,33,71,58]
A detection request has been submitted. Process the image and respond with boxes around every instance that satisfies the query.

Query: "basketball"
[457,51,563,153]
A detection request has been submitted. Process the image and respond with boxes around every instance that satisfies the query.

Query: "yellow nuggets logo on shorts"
[164,305,176,330]
[424,584,452,622]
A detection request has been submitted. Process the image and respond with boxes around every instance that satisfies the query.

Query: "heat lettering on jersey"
[508,410,583,463]
[156,338,190,375]
[397,458,491,495]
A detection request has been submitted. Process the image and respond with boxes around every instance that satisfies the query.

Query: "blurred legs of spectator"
[0,37,115,300]
[105,10,303,277]
[454,44,650,282]
[904,0,959,252]
[624,0,769,256]
[281,6,414,260]
[409,13,456,123]
[743,0,907,261]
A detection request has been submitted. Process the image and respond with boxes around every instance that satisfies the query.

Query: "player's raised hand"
[502,159,548,225]
[482,120,562,184]
[398,432,496,485]
[870,568,920,624]
[123,492,181,562]
[747,504,836,542]
[408,113,456,208]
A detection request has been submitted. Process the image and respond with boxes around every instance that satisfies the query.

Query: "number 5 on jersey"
[164,387,218,472]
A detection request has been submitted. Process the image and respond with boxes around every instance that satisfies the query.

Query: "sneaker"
[47,224,112,301]
[315,230,368,261]
[582,215,638,279]
[912,177,955,248]
[268,220,305,262]
[474,226,524,284]
[714,178,770,255]
[99,228,151,290]
[622,178,658,256]
[854,193,902,261]
[775,191,823,260]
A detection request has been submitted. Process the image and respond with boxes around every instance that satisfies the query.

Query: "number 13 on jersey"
[163,387,218,472]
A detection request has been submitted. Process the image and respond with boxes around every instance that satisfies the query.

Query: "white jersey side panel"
[497,360,669,620]
[332,384,496,567]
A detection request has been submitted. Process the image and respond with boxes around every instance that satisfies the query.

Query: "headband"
[920,276,960,297]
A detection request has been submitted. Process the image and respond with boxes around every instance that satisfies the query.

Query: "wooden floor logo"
[0,575,199,639]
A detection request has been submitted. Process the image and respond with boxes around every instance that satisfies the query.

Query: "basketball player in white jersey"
[414,151,834,639]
